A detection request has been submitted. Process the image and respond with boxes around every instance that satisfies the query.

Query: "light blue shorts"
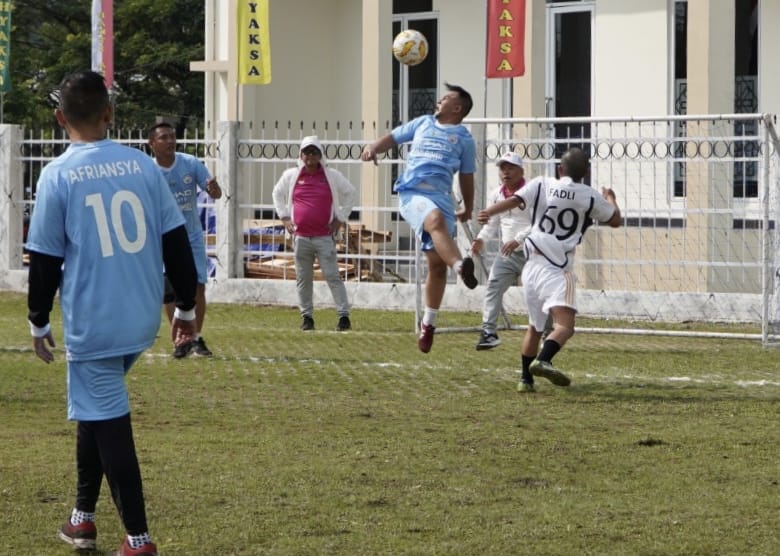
[399,190,456,252]
[67,353,141,421]
[189,236,208,284]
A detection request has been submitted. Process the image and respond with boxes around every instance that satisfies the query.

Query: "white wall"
[434,0,499,119]
[201,1,780,128]
[594,0,670,117]
[240,0,365,132]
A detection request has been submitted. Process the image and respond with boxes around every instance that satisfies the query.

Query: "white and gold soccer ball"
[392,29,428,66]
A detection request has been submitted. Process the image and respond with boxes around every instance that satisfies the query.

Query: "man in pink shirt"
[273,136,358,331]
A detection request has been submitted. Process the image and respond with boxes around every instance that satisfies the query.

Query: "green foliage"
[5,0,205,129]
[1,292,778,555]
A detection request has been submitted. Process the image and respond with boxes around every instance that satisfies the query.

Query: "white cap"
[496,152,524,167]
[300,135,323,153]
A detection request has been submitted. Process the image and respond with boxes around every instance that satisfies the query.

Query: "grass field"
[1,291,778,555]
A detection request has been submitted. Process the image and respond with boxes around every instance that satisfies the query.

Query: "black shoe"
[191,337,213,357]
[173,341,193,359]
[476,331,501,350]
[336,316,351,331]
[301,315,315,331]
[460,257,478,289]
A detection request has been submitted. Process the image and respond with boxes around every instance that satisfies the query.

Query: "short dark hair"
[148,122,175,140]
[560,147,589,182]
[444,82,473,118]
[57,71,109,125]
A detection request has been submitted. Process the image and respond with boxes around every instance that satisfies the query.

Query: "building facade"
[194,0,771,130]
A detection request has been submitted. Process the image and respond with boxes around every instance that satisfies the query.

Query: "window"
[733,0,759,198]
[673,0,687,197]
[673,0,760,198]
[394,0,432,13]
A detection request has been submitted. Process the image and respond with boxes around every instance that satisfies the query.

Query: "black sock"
[521,355,535,383]
[93,414,149,535]
[537,339,561,363]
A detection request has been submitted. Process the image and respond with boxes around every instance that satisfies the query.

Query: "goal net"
[417,115,780,346]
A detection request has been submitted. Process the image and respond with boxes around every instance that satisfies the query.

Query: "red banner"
[485,0,526,78]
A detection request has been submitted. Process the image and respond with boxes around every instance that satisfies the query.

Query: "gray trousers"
[294,235,350,317]
[481,250,527,334]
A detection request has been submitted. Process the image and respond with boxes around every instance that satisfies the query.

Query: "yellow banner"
[237,0,271,85]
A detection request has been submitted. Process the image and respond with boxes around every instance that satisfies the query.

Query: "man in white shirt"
[478,147,621,390]
[472,153,531,348]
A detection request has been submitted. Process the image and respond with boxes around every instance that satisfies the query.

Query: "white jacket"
[272,156,357,225]
[477,184,532,245]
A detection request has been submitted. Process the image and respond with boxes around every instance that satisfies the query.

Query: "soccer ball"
[392,30,428,66]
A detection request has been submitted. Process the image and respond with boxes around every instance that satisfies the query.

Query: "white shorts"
[521,255,577,331]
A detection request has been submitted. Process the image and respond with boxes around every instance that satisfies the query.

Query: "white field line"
[9,348,777,388]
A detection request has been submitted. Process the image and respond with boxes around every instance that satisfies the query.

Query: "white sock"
[128,532,152,549]
[70,508,95,525]
[451,260,463,275]
[422,307,438,327]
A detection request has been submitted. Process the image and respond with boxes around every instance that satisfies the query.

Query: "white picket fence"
[3,115,780,344]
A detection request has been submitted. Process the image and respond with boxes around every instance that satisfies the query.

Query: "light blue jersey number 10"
[85,191,147,258]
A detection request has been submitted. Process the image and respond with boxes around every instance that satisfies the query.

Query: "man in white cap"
[472,153,537,390]
[273,136,357,331]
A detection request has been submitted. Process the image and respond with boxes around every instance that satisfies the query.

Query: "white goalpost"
[413,114,780,345]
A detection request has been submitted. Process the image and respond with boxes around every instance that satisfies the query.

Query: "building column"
[685,0,735,291]
[512,0,546,120]
[214,121,242,280]
[360,0,393,233]
[0,124,23,273]
[190,0,238,125]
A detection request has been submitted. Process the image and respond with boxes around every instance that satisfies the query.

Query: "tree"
[5,0,205,130]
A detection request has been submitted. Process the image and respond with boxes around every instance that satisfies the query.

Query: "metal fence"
[3,114,780,344]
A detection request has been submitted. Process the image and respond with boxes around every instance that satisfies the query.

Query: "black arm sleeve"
[162,224,197,312]
[27,251,64,327]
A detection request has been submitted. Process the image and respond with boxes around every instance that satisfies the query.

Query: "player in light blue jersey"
[362,83,479,353]
[149,122,222,359]
[26,70,197,556]
[478,148,622,390]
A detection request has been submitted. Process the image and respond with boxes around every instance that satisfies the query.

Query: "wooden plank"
[245,258,355,280]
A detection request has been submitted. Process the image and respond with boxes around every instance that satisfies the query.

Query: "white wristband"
[173,307,196,321]
[29,321,51,338]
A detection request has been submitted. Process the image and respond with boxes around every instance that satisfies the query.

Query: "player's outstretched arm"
[601,187,622,228]
[361,134,397,165]
[477,196,522,224]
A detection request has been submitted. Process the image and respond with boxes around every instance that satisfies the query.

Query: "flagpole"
[503,78,512,142]
[481,0,490,212]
